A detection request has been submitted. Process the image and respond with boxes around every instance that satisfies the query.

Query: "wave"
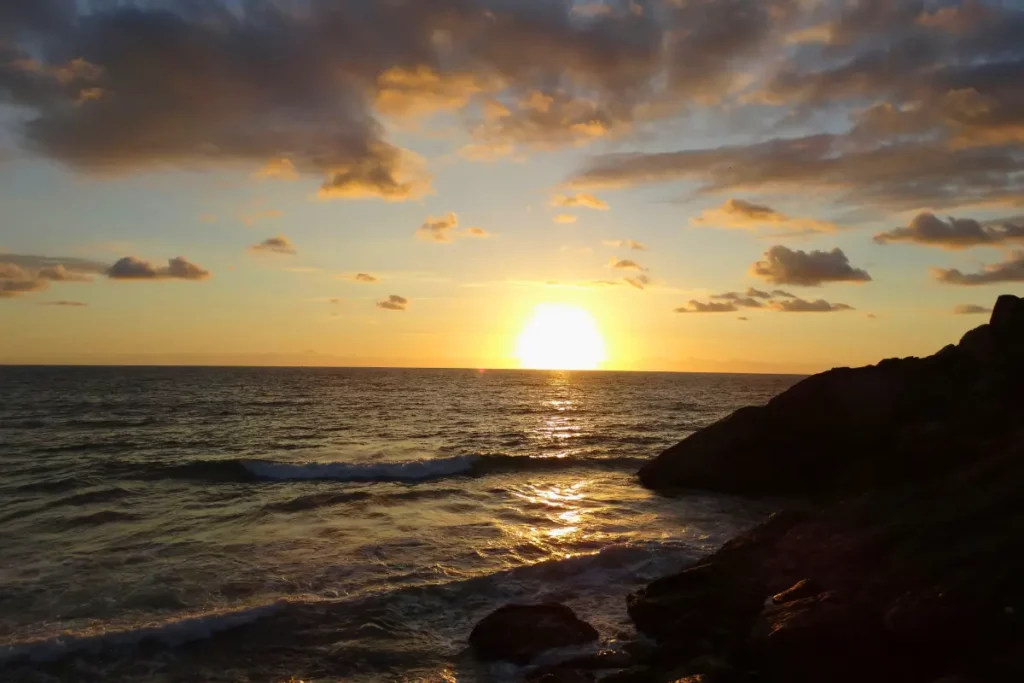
[0,603,283,664]
[135,453,649,485]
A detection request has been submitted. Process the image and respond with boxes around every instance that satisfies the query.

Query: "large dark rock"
[638,294,1024,496]
[469,603,599,663]
[625,296,1024,683]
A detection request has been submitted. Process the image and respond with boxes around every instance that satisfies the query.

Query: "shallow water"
[0,366,797,681]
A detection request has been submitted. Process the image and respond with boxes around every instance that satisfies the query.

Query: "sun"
[516,304,607,370]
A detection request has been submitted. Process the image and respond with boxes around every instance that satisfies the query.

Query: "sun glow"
[516,304,606,370]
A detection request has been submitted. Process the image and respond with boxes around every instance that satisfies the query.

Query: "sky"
[1,0,1023,373]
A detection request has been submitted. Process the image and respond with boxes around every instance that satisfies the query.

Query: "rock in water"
[469,603,599,663]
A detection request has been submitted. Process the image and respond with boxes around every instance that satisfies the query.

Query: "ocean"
[0,366,797,682]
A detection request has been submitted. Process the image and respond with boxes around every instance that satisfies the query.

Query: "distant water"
[0,366,797,682]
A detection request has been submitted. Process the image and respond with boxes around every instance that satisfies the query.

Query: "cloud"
[737,316,749,321]
[466,227,491,238]
[339,273,380,284]
[772,289,797,298]
[555,214,578,224]
[625,274,651,290]
[691,199,841,234]
[675,300,738,313]
[0,262,49,298]
[375,66,499,119]
[769,297,854,313]
[43,300,88,307]
[746,287,773,299]
[874,212,1024,250]
[377,295,409,311]
[750,246,871,286]
[602,239,647,250]
[609,258,646,271]
[933,251,1024,285]
[0,254,104,299]
[249,235,296,255]
[953,304,993,315]
[710,292,765,308]
[107,256,211,281]
[417,213,460,243]
[551,192,609,211]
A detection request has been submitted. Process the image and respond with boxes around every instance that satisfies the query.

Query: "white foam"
[242,454,478,482]
[1,602,283,664]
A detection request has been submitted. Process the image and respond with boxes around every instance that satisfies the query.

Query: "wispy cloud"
[551,192,609,211]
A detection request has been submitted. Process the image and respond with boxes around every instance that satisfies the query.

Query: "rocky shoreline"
[472,294,1024,683]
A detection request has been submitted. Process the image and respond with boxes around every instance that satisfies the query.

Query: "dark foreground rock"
[470,603,599,663]
[626,295,1024,683]
[638,294,1024,497]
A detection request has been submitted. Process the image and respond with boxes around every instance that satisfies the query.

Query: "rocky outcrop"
[638,294,1024,497]
[624,295,1024,682]
[469,603,599,663]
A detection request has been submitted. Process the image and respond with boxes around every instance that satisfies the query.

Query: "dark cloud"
[571,133,1024,211]
[353,273,378,283]
[0,0,820,181]
[675,300,738,313]
[0,254,103,299]
[769,297,854,313]
[953,304,993,315]
[750,246,871,286]
[737,316,749,321]
[874,212,1024,250]
[249,235,297,255]
[746,287,773,299]
[933,251,1024,285]
[107,256,210,281]
[377,294,408,311]
[772,289,797,298]
[43,300,88,307]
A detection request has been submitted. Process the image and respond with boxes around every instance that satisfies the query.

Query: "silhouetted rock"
[638,294,1024,496]
[626,296,1024,682]
[469,603,598,663]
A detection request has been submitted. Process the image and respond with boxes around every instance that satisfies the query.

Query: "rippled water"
[0,366,797,682]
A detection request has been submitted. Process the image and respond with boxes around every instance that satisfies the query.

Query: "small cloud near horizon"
[691,199,841,235]
[249,235,297,255]
[377,294,409,310]
[554,214,578,224]
[107,256,211,281]
[43,300,88,307]
[609,258,646,271]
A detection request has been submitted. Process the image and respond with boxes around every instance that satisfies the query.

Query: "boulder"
[469,603,598,663]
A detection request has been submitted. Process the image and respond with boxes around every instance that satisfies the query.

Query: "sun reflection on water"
[507,480,595,554]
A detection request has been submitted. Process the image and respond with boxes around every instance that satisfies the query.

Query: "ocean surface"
[0,366,798,682]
